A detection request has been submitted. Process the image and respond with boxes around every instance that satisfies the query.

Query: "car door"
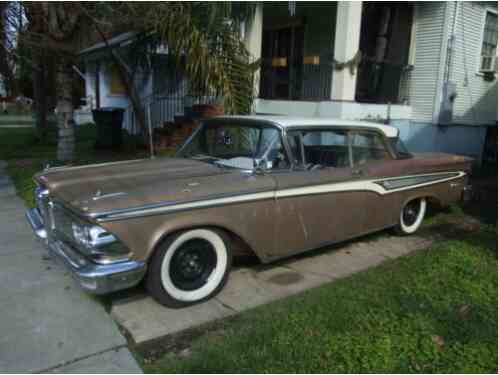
[349,130,397,232]
[269,127,367,258]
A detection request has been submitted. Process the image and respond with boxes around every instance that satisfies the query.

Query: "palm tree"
[91,2,259,117]
[17,2,259,161]
[21,3,83,162]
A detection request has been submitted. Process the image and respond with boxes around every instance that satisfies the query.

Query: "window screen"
[481,12,498,71]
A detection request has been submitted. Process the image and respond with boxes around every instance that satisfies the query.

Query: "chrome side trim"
[93,171,466,223]
[276,171,466,199]
[96,190,275,222]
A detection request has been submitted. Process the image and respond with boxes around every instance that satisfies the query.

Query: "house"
[77,31,213,132]
[78,2,498,163]
[250,2,498,163]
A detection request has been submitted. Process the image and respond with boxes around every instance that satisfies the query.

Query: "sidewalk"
[0,160,141,373]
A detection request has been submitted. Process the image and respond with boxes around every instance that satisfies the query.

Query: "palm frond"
[128,2,259,114]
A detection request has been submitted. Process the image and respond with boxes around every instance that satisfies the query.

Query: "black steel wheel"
[146,228,232,308]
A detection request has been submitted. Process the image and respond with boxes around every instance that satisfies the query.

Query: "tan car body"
[34,118,471,265]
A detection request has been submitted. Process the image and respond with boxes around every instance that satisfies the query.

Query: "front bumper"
[26,208,146,294]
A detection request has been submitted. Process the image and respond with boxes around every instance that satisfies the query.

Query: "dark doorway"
[260,24,304,100]
[355,3,414,104]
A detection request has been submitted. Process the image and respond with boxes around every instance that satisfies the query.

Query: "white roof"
[218,115,399,138]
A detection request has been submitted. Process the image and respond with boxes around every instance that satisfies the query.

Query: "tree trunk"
[56,61,75,162]
[33,51,48,141]
[113,53,147,140]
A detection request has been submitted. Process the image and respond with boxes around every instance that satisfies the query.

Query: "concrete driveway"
[0,161,141,373]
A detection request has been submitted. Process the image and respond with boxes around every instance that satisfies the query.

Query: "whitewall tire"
[147,228,232,308]
[395,198,427,235]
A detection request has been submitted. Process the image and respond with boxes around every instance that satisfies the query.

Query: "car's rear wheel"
[146,228,232,308]
[394,197,427,235]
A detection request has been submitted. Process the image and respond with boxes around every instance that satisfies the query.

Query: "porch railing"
[259,58,412,105]
[123,86,220,134]
[259,61,332,101]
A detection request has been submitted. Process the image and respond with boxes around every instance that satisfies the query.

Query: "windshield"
[177,121,286,170]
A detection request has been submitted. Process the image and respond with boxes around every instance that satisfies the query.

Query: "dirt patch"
[134,315,240,364]
[266,271,304,285]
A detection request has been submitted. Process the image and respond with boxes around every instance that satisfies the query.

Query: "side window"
[351,132,388,166]
[288,129,350,168]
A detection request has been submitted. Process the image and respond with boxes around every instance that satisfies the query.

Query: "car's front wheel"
[394,197,427,235]
[146,228,232,308]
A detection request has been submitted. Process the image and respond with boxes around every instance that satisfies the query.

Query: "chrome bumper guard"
[26,208,146,294]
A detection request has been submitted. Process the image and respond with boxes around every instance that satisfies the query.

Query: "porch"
[254,2,414,118]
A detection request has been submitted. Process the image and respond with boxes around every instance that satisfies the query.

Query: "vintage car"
[27,116,472,307]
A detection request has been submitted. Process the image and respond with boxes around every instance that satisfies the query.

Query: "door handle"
[352,169,364,177]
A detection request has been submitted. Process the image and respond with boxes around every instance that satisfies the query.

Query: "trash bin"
[92,107,125,149]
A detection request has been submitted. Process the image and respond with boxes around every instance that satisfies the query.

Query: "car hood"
[35,158,275,219]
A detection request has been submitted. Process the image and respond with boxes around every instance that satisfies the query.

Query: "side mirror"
[253,158,268,175]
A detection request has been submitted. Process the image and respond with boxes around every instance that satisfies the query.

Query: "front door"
[349,130,397,232]
[270,128,367,257]
[260,25,304,100]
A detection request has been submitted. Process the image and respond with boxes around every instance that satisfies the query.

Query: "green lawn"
[142,227,498,373]
[0,125,154,207]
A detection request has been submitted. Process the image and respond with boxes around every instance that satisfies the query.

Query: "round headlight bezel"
[72,221,90,247]
[72,222,116,249]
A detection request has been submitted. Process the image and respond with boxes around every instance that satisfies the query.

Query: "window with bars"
[480,11,498,72]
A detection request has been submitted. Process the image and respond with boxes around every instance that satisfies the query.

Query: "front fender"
[100,199,276,263]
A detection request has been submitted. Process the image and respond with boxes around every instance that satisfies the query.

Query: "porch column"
[244,3,263,100]
[331,2,362,101]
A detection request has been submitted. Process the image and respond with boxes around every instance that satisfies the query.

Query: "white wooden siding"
[409,2,448,123]
[410,2,498,125]
[449,2,498,125]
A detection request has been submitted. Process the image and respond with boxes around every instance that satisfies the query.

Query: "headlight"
[71,223,115,248]
[71,221,130,264]
[71,222,88,246]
